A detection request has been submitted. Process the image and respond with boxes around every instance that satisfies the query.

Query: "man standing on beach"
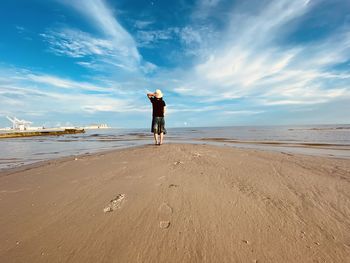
[147,89,166,145]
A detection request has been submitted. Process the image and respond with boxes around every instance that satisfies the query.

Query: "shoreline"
[1,124,350,170]
[199,137,350,148]
[1,143,349,262]
[0,129,85,138]
[1,140,350,174]
[0,143,153,176]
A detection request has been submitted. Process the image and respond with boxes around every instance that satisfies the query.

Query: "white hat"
[155,89,163,98]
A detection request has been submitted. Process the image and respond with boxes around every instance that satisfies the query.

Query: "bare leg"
[159,132,164,145]
[153,133,158,145]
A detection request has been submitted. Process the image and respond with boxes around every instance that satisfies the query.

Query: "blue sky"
[0,0,349,128]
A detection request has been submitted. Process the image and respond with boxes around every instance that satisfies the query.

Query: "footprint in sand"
[158,202,172,229]
[103,194,126,213]
[192,152,201,158]
[159,202,173,214]
[159,221,170,229]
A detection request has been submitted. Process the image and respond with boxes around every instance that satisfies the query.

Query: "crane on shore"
[6,116,32,130]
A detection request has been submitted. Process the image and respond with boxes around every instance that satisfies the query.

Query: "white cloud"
[260,85,348,105]
[192,0,223,20]
[60,0,141,68]
[136,28,178,47]
[179,26,202,46]
[41,28,115,58]
[75,61,96,69]
[2,0,349,126]
[167,105,222,113]
[140,61,158,74]
[27,74,112,92]
[0,66,155,122]
[15,25,25,33]
[222,110,264,115]
[170,0,350,107]
[134,20,155,30]
[0,76,142,116]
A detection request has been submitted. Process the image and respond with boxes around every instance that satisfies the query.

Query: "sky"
[0,0,349,128]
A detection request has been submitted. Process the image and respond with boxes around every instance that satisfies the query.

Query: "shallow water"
[1,125,349,170]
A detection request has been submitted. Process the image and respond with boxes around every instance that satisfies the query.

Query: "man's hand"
[147,93,155,98]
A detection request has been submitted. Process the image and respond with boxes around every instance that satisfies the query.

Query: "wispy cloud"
[222,110,264,115]
[136,28,178,47]
[134,20,155,30]
[1,0,349,127]
[59,0,141,69]
[0,68,148,119]
[192,0,224,20]
[27,73,112,92]
[170,0,350,107]
[136,25,217,61]
[40,28,115,58]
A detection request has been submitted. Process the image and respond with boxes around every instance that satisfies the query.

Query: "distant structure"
[6,116,32,131]
[84,123,109,129]
[1,117,109,132]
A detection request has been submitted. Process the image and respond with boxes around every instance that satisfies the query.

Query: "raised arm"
[147,93,155,99]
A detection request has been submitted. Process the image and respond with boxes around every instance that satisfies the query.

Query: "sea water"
[1,125,349,170]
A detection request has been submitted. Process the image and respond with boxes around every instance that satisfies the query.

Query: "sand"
[0,144,349,262]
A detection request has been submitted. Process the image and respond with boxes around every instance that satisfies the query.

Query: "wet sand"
[199,137,350,151]
[0,144,349,262]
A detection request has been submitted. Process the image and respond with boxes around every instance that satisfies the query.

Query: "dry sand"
[0,144,349,262]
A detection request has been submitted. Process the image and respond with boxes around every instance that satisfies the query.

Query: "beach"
[0,143,349,262]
